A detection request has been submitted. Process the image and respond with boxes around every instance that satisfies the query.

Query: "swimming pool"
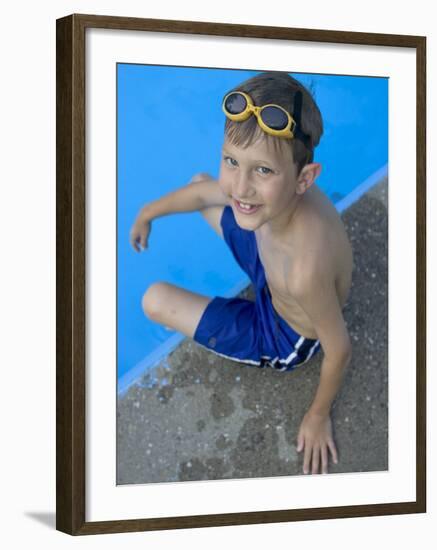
[117,66,388,394]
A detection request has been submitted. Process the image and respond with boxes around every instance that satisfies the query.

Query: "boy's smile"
[219,136,303,236]
[233,199,262,215]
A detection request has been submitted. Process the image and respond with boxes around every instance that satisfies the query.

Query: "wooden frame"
[56,13,426,535]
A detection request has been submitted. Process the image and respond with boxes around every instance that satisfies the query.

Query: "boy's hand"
[129,211,152,253]
[296,411,338,474]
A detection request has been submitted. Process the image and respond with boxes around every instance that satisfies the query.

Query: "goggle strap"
[292,90,312,147]
[293,91,303,126]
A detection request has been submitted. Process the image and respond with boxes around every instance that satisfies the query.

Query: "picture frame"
[56,13,426,535]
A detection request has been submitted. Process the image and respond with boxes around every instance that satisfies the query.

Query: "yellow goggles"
[222,91,297,139]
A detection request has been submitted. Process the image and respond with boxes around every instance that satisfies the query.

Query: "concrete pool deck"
[117,177,388,484]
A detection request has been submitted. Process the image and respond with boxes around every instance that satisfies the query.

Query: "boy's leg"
[142,282,212,338]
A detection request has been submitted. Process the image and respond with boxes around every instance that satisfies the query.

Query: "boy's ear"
[296,163,322,194]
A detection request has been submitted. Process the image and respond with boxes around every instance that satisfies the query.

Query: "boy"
[129,72,353,475]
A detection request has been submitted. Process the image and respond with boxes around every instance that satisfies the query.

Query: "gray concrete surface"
[117,178,388,484]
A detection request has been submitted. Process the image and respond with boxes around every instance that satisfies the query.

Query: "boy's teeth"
[238,201,257,210]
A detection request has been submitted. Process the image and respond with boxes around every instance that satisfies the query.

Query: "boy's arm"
[130,174,228,251]
[139,174,228,219]
[287,264,352,474]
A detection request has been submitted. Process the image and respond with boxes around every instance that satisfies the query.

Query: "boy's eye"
[224,156,238,167]
[257,166,272,175]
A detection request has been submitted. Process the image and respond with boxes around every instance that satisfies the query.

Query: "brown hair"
[224,71,323,174]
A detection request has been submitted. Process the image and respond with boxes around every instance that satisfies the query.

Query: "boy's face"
[218,135,303,233]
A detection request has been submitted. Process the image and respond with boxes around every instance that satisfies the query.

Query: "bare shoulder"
[189,172,228,208]
[286,241,335,298]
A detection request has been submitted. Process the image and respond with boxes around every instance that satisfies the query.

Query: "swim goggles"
[222,90,299,139]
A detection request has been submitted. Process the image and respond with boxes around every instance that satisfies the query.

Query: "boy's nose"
[233,171,255,199]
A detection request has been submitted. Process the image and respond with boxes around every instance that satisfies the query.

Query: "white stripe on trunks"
[301,340,320,364]
[281,336,306,365]
[267,336,306,372]
[194,337,318,371]
[195,342,284,369]
[194,341,263,366]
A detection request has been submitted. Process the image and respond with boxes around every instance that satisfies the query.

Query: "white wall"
[1,0,434,547]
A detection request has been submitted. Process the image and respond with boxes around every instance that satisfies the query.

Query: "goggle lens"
[260,106,289,131]
[224,93,247,115]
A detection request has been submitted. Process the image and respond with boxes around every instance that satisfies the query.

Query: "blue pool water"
[117,65,388,394]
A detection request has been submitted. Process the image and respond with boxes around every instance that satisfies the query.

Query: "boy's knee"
[141,282,170,320]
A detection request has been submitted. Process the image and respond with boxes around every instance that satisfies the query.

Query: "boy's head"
[223,71,323,175]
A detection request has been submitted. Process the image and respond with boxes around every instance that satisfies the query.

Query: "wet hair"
[224,71,323,174]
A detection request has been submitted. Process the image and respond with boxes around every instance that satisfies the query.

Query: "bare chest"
[256,239,305,326]
[256,239,292,299]
[255,224,353,339]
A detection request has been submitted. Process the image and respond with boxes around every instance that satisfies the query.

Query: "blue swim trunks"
[193,206,322,372]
